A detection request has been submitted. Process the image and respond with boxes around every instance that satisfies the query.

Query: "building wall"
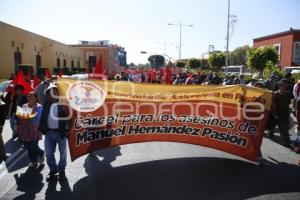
[292,33,300,66]
[253,34,294,69]
[0,21,83,79]
[76,47,110,72]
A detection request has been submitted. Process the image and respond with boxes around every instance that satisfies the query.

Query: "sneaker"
[46,171,58,182]
[28,162,38,168]
[58,171,67,182]
[38,154,45,164]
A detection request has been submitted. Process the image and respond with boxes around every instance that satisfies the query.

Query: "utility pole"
[225,0,230,72]
[168,21,193,60]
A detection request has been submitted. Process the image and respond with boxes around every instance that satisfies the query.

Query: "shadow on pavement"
[6,144,299,200]
[66,149,300,200]
[45,176,72,200]
[12,164,45,200]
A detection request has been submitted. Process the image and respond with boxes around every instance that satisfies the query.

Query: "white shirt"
[293,81,300,98]
[47,103,59,129]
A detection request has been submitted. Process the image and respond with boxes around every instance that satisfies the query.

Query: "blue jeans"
[44,130,67,173]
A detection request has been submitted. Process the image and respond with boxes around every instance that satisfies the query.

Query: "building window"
[57,58,60,67]
[273,43,281,62]
[63,59,66,67]
[36,53,41,68]
[71,60,74,68]
[88,56,97,67]
[86,52,94,61]
[77,61,80,67]
[293,41,300,65]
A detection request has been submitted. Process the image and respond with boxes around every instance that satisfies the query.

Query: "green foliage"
[263,61,283,79]
[208,52,225,71]
[200,59,209,69]
[148,55,165,68]
[246,46,278,76]
[176,60,186,68]
[293,72,300,82]
[187,58,201,69]
[229,45,250,65]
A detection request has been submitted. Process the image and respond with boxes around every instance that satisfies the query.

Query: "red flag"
[59,68,63,78]
[159,68,164,83]
[149,69,155,83]
[45,68,51,80]
[94,56,104,75]
[33,75,39,90]
[7,71,33,94]
[165,66,172,85]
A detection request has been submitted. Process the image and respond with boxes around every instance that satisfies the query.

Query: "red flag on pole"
[6,71,33,94]
[159,68,164,83]
[45,68,51,80]
[165,66,172,85]
[94,56,104,75]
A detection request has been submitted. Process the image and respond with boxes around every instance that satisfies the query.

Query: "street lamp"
[225,0,238,72]
[168,22,193,60]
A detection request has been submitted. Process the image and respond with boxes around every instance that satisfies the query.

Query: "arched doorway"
[57,58,60,67]
[14,48,22,73]
[63,59,66,67]
[36,52,41,72]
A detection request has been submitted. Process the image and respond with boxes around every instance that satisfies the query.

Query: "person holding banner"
[38,82,70,182]
[269,79,292,147]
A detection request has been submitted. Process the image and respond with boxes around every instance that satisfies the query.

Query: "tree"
[187,58,201,69]
[246,46,278,76]
[200,59,209,69]
[176,60,186,68]
[208,52,225,71]
[148,55,165,68]
[229,45,250,65]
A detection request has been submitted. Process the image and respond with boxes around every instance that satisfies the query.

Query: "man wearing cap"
[38,82,70,182]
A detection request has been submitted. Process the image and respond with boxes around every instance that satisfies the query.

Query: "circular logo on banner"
[67,81,106,112]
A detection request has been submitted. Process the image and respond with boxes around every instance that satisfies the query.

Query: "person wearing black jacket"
[4,85,27,139]
[38,82,70,182]
[0,97,7,163]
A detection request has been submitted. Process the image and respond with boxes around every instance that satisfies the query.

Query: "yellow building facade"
[0,21,83,79]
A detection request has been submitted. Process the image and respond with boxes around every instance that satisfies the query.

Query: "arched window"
[63,59,66,67]
[71,60,74,67]
[77,61,80,67]
[36,53,41,68]
[57,58,60,67]
[14,49,22,73]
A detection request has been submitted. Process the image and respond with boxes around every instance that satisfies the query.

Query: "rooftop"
[253,28,300,42]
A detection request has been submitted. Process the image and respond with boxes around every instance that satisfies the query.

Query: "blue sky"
[0,0,300,64]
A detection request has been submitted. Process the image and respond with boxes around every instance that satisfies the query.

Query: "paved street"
[0,119,299,200]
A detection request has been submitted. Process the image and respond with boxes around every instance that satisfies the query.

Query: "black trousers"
[23,141,44,163]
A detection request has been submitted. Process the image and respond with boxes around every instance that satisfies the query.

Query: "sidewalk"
[0,120,299,200]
